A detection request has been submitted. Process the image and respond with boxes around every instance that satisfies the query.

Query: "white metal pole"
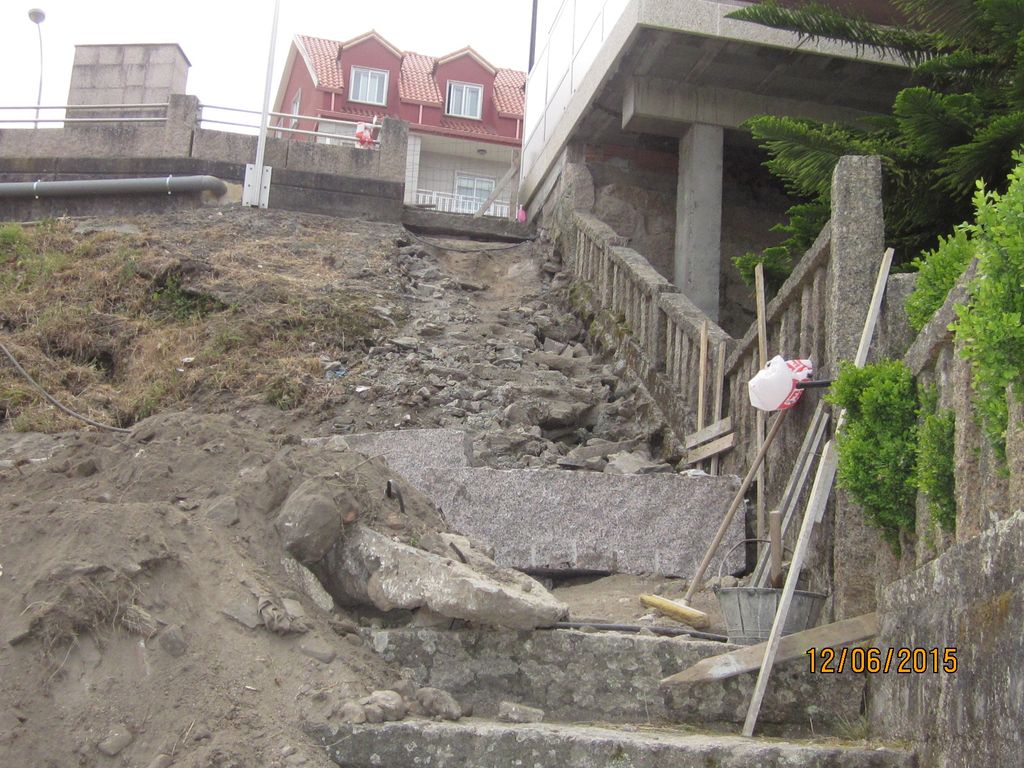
[252,0,281,207]
[29,9,46,130]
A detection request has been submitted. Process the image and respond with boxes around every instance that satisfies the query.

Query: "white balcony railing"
[198,105,378,148]
[415,189,510,218]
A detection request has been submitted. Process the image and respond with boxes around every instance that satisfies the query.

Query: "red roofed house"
[273,30,525,218]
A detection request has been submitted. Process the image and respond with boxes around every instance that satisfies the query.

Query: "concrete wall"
[0,94,198,159]
[68,44,189,118]
[0,96,409,221]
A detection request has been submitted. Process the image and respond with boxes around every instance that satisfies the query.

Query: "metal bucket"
[714,539,827,645]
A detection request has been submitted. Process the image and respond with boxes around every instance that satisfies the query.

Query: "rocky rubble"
[323,239,682,473]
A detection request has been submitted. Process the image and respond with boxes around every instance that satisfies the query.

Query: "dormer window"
[446,81,483,119]
[350,66,388,106]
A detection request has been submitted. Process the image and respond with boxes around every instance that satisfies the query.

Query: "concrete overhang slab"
[520,0,912,206]
[622,76,876,134]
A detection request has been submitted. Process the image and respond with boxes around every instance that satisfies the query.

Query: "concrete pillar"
[404,133,422,204]
[826,155,886,620]
[163,94,200,157]
[674,123,723,321]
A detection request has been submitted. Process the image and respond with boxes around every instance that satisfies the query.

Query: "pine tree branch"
[726,1,947,66]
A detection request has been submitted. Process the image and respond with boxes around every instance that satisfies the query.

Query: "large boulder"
[317,526,568,629]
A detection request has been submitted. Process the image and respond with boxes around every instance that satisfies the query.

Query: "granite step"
[312,719,915,768]
[368,627,865,731]
[308,429,743,577]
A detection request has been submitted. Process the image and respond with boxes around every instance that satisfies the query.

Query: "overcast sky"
[0,1,533,112]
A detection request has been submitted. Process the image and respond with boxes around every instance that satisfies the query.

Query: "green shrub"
[150,275,225,321]
[827,360,918,550]
[951,159,1024,460]
[905,226,974,332]
[916,401,957,533]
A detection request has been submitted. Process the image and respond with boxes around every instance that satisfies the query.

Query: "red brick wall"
[582,143,677,174]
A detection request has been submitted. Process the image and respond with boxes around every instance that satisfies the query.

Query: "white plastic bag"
[748,356,814,412]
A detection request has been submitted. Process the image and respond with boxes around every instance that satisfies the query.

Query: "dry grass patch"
[0,215,397,431]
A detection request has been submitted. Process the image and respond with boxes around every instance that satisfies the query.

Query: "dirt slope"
[0,207,701,768]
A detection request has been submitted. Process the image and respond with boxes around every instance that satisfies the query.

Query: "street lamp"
[28,8,45,129]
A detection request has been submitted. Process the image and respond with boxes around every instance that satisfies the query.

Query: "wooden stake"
[697,319,709,434]
[754,263,769,557]
[768,509,783,588]
[755,263,768,366]
[751,400,830,588]
[710,341,727,476]
[683,408,789,607]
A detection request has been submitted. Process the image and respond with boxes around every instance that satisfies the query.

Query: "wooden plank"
[768,509,783,588]
[742,441,838,736]
[639,594,711,629]
[660,613,878,686]
[697,319,709,432]
[684,416,732,450]
[472,157,519,218]
[685,432,736,465]
[710,341,727,476]
[853,247,895,369]
[754,263,769,558]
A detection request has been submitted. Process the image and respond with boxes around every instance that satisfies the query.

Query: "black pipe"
[0,175,228,199]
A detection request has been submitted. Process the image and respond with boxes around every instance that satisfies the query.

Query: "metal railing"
[0,102,169,127]
[199,104,379,148]
[414,188,510,218]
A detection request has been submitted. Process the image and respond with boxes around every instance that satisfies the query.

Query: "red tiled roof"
[439,117,499,136]
[399,52,443,106]
[296,34,344,91]
[294,33,525,119]
[323,105,387,120]
[493,69,525,118]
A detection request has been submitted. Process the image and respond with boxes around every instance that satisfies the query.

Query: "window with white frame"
[290,89,302,128]
[316,120,357,146]
[446,81,483,119]
[455,173,496,213]
[350,66,388,105]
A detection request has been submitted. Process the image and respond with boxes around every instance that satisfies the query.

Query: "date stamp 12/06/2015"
[806,646,958,674]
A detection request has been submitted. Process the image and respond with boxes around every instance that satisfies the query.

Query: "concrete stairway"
[311,627,915,768]
[368,627,865,729]
[312,720,914,768]
[306,429,917,767]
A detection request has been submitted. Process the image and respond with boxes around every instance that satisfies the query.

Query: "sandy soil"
[0,207,724,767]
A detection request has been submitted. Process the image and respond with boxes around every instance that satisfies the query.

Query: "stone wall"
[865,237,1024,766]
[870,508,1024,767]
